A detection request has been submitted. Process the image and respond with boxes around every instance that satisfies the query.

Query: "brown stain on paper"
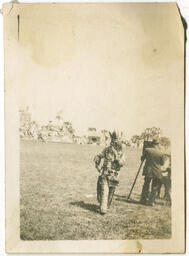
[116,240,143,253]
[17,6,75,67]
[136,240,143,253]
[139,3,184,69]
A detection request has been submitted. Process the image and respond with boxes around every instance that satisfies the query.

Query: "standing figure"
[94,132,125,214]
[158,154,171,204]
[140,139,165,206]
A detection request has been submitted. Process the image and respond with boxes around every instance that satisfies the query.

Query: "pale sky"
[9,3,184,138]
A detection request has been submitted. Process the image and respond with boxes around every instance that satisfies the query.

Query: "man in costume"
[94,132,125,214]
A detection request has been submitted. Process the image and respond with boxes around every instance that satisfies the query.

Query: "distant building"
[19,107,33,138]
[19,107,31,127]
[74,136,87,145]
[87,128,101,144]
[100,129,110,146]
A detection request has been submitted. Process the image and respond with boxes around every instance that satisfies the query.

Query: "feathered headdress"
[109,131,118,143]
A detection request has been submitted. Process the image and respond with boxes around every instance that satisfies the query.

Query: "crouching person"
[159,154,171,205]
[94,132,125,214]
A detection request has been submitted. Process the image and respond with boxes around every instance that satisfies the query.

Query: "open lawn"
[20,140,171,240]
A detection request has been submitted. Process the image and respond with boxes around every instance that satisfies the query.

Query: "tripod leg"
[127,160,144,200]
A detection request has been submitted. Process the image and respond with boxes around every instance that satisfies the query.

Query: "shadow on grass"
[114,194,142,205]
[125,199,142,205]
[117,197,171,207]
[114,194,127,199]
[70,201,100,214]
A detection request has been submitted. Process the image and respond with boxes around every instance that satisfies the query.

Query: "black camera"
[142,140,154,155]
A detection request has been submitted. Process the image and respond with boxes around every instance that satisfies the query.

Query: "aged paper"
[4,2,185,253]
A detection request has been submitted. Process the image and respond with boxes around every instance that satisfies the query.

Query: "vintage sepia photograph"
[4,2,185,253]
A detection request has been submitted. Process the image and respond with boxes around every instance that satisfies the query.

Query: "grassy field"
[20,140,171,240]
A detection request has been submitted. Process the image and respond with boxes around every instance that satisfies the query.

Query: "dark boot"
[140,177,152,204]
[148,178,160,206]
[97,177,101,203]
[108,187,115,208]
[100,178,109,214]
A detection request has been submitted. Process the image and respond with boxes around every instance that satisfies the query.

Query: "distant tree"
[68,126,75,137]
[64,122,75,137]
[101,129,108,134]
[56,110,64,120]
[124,140,131,147]
[141,127,162,141]
[88,127,96,132]
[143,128,151,141]
[131,135,141,147]
[160,137,171,148]
[47,121,53,131]
[150,127,161,139]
